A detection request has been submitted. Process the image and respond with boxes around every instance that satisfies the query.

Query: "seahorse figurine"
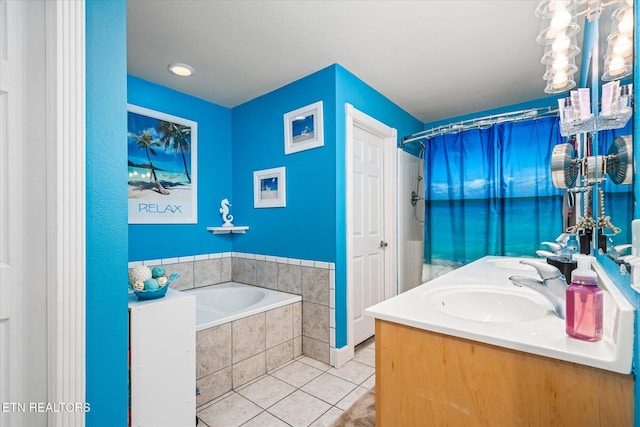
[220,198,234,227]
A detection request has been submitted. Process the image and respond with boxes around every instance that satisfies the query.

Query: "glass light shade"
[541,42,580,64]
[609,32,633,58]
[543,60,578,80]
[551,8,572,29]
[612,5,634,34]
[602,54,633,81]
[535,0,573,18]
[544,73,576,93]
[537,22,580,45]
[536,1,579,45]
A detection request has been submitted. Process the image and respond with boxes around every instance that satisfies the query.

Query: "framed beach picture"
[254,167,286,208]
[284,101,324,154]
[127,104,198,224]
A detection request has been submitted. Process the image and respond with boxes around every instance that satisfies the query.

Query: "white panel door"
[352,125,386,345]
[0,1,25,425]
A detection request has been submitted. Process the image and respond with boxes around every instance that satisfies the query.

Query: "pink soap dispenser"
[566,254,603,341]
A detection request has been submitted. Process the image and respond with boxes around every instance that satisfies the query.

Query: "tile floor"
[196,340,375,427]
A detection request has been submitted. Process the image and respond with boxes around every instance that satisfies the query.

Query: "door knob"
[379,240,388,248]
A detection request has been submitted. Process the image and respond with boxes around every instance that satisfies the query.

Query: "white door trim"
[1,2,27,424]
[341,103,397,366]
[45,1,86,426]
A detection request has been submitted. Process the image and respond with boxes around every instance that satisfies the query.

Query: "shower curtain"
[423,116,633,269]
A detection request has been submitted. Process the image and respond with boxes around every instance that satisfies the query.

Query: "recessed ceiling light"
[167,63,194,77]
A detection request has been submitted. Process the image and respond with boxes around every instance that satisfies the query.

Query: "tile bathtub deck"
[196,341,375,427]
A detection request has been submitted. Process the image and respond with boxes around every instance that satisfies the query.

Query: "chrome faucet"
[509,259,567,319]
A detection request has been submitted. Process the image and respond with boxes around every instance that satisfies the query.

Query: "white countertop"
[365,256,634,374]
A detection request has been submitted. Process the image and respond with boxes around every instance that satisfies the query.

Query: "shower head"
[400,137,426,159]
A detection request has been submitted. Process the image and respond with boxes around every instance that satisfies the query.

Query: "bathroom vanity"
[365,256,634,426]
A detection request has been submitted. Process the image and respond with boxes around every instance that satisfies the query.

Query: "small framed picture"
[284,101,324,154]
[254,167,286,208]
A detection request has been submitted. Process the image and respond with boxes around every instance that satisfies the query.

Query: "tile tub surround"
[129,252,336,366]
[196,302,303,407]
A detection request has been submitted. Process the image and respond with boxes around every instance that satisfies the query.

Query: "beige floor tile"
[236,375,296,409]
[353,347,375,367]
[197,392,262,427]
[328,360,375,385]
[240,411,290,427]
[268,390,332,427]
[309,407,344,427]
[296,355,332,372]
[300,373,357,405]
[271,360,323,388]
[335,386,370,411]
[361,373,375,390]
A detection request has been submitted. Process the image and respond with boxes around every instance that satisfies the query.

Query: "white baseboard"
[332,345,354,368]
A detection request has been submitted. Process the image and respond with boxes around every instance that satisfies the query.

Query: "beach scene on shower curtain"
[423,116,633,271]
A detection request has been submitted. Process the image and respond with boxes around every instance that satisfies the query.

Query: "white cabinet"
[129,289,196,427]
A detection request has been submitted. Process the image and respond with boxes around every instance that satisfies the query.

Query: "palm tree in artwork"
[132,129,170,194]
[158,120,192,183]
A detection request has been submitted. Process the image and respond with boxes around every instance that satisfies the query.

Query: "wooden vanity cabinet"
[375,319,633,427]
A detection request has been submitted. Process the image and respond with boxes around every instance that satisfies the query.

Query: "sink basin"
[425,286,550,323]
[486,258,536,271]
[366,256,635,374]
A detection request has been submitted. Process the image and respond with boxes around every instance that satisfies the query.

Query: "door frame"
[45,1,87,424]
[342,103,397,365]
[1,2,84,425]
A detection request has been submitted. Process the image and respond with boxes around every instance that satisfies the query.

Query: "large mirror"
[400,0,635,282]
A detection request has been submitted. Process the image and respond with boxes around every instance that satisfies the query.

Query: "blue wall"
[334,65,424,347]
[231,64,423,348]
[128,76,233,261]
[231,66,338,261]
[86,1,128,425]
[128,64,421,350]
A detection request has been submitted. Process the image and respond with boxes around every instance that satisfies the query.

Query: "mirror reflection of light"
[550,7,571,30]
[613,34,632,56]
[552,31,570,52]
[617,8,633,33]
[552,54,569,71]
[552,71,568,89]
[607,56,626,76]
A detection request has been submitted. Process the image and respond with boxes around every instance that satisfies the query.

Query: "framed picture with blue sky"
[283,101,324,154]
[127,104,198,224]
[253,166,286,208]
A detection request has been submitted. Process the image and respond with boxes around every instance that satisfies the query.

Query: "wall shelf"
[207,226,249,234]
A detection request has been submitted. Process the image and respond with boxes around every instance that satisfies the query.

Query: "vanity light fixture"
[536,0,634,89]
[602,2,634,81]
[536,0,580,93]
[167,62,194,77]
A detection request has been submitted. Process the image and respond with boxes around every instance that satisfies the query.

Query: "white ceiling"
[127,0,575,124]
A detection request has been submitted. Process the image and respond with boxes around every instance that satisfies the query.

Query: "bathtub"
[184,282,301,331]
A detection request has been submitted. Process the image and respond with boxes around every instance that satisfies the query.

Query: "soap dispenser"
[566,254,603,341]
[564,234,579,257]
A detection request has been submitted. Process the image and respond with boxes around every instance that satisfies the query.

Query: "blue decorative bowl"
[130,273,179,301]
